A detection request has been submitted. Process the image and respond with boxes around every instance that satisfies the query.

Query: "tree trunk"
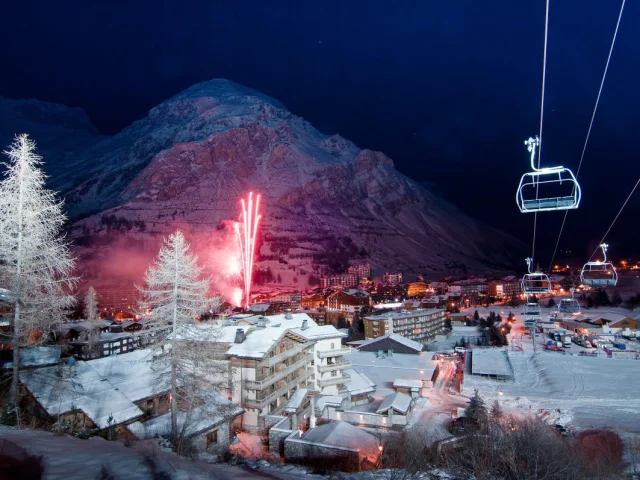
[170,245,179,447]
[9,157,25,411]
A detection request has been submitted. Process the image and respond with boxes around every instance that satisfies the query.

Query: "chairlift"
[521,257,551,295]
[516,137,581,213]
[558,287,580,314]
[523,302,541,317]
[581,243,618,287]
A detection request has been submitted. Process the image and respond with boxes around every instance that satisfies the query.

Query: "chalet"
[19,349,171,439]
[393,379,423,397]
[326,289,371,313]
[301,294,325,310]
[375,391,413,426]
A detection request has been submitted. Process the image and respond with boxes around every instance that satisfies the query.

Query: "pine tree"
[466,389,487,425]
[473,310,480,322]
[137,230,216,451]
[490,399,503,421]
[0,135,77,415]
[547,297,556,308]
[611,291,623,307]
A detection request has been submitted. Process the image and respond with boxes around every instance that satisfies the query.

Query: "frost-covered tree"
[84,286,98,321]
[0,135,77,413]
[83,286,100,359]
[137,230,227,453]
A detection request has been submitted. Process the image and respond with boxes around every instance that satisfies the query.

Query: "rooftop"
[299,421,380,454]
[283,389,309,413]
[357,333,423,353]
[393,379,423,389]
[343,368,376,396]
[376,392,412,414]
[470,350,513,377]
[345,350,438,400]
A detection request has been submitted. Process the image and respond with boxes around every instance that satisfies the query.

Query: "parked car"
[454,346,466,354]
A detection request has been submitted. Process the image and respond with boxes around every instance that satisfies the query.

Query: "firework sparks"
[235,192,261,309]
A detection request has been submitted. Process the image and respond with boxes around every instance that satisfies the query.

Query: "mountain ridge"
[0,79,525,294]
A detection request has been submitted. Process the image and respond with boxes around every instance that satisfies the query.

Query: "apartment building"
[363,309,447,344]
[190,313,350,432]
[382,272,403,285]
[487,280,522,298]
[347,262,372,279]
[320,274,359,289]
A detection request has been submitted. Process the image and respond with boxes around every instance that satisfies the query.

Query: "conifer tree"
[0,135,77,414]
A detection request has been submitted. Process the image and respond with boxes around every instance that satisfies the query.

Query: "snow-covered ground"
[462,304,640,431]
[0,427,318,480]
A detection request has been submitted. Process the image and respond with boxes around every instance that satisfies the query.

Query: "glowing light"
[231,288,243,308]
[235,192,262,309]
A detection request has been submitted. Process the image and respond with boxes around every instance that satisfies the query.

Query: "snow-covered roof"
[247,304,270,312]
[315,395,344,413]
[299,421,379,453]
[225,326,308,359]
[20,349,172,429]
[128,392,243,439]
[343,368,376,396]
[376,392,412,414]
[470,350,513,377]
[345,350,438,400]
[393,379,423,390]
[283,389,309,413]
[342,289,370,297]
[293,324,346,341]
[357,333,423,353]
[20,362,144,429]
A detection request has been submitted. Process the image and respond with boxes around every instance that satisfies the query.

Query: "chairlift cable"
[587,176,639,262]
[547,0,627,271]
[531,0,550,260]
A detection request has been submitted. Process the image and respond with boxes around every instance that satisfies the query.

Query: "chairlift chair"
[523,302,541,321]
[558,287,580,313]
[521,257,551,295]
[581,243,618,287]
[516,136,582,213]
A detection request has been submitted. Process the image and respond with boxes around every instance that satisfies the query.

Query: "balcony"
[317,347,351,359]
[317,360,352,373]
[318,373,351,388]
[244,370,314,410]
[264,341,315,367]
[244,354,311,390]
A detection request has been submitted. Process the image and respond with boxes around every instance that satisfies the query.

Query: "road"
[408,357,469,440]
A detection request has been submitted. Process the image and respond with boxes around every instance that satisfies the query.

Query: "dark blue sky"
[1,0,639,261]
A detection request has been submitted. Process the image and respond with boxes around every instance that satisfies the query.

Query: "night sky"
[2,0,639,262]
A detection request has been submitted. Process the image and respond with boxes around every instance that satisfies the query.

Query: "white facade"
[312,337,352,396]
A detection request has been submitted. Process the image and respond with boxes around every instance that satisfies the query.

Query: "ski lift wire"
[547,0,626,271]
[588,176,639,262]
[531,0,550,260]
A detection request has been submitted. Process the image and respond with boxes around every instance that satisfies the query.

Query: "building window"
[330,343,334,350]
[331,370,337,377]
[206,429,218,446]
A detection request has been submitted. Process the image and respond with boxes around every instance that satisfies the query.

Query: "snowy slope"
[0,79,525,289]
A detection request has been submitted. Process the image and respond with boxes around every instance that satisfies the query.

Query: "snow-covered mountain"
[0,80,524,291]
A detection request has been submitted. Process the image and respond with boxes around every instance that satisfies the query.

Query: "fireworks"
[235,192,261,309]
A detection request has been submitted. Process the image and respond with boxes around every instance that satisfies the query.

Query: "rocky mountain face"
[0,80,524,297]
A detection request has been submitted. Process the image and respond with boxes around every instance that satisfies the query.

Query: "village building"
[326,289,371,313]
[363,309,446,344]
[282,421,382,472]
[356,333,424,355]
[382,272,403,285]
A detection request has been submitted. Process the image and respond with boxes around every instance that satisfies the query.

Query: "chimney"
[234,328,246,344]
[301,319,308,330]
[257,316,267,328]
[285,311,293,320]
